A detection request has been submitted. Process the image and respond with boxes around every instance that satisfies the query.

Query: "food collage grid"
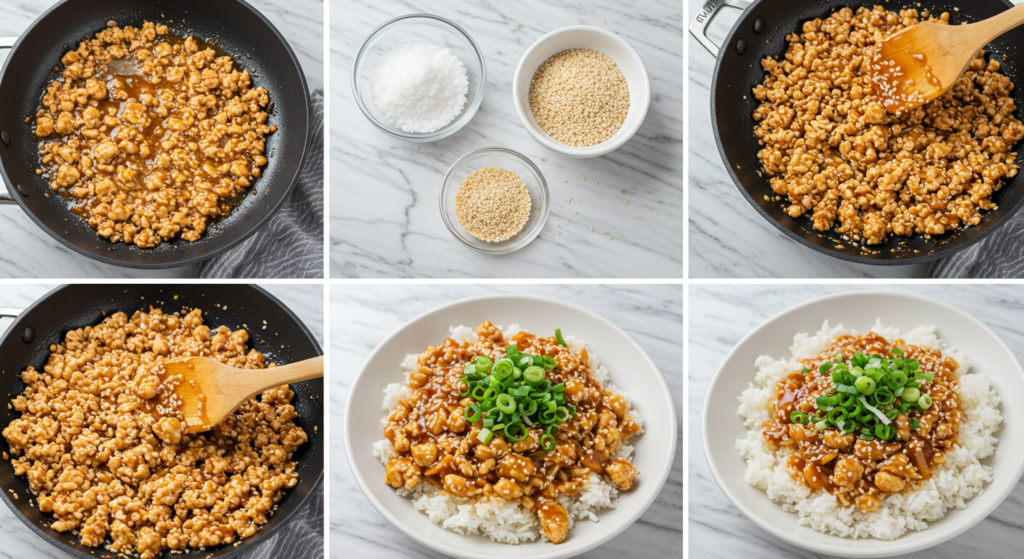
[3,1,1024,559]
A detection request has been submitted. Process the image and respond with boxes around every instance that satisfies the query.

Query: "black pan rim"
[0,0,312,270]
[710,0,1019,267]
[0,283,324,559]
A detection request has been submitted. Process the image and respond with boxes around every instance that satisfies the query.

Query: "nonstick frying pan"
[0,285,324,559]
[690,0,1024,265]
[0,0,310,269]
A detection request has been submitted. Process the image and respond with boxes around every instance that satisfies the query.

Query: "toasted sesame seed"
[529,49,629,147]
[455,167,531,242]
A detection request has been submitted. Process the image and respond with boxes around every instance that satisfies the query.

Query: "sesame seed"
[529,49,629,147]
[454,167,531,242]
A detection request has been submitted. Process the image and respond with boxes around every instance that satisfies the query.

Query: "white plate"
[345,294,677,559]
[703,291,1024,557]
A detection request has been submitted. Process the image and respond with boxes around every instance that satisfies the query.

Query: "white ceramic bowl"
[512,26,650,158]
[703,291,1024,558]
[345,294,677,559]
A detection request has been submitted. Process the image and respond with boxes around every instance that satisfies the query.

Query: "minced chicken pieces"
[2,308,306,559]
[753,7,1024,245]
[35,21,276,248]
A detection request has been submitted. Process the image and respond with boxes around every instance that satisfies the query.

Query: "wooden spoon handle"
[965,4,1024,50]
[236,355,324,394]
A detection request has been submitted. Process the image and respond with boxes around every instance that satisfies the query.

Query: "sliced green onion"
[555,329,567,347]
[819,362,833,374]
[465,403,482,423]
[478,428,494,445]
[914,372,934,382]
[875,424,895,440]
[524,366,545,385]
[910,417,920,430]
[800,367,811,374]
[474,355,493,372]
[790,410,809,425]
[496,393,516,414]
[835,352,845,363]
[890,347,904,356]
[917,393,933,410]
[855,376,876,395]
[815,420,828,431]
[540,433,555,452]
[901,387,920,403]
[504,422,528,443]
[458,377,471,397]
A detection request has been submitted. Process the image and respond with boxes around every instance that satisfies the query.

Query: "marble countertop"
[329,284,683,557]
[0,283,324,559]
[0,0,323,279]
[688,284,1024,558]
[686,0,931,278]
[329,0,683,278]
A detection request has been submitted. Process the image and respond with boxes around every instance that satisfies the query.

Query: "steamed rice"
[374,324,643,543]
[737,320,1002,540]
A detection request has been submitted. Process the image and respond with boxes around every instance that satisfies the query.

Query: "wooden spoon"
[158,355,324,433]
[870,5,1024,114]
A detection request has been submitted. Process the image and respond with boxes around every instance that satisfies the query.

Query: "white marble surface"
[686,0,930,278]
[329,0,683,278]
[0,282,324,559]
[0,0,323,279]
[329,284,683,557]
[688,284,1024,558]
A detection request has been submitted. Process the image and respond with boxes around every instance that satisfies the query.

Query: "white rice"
[375,324,643,543]
[737,320,1002,540]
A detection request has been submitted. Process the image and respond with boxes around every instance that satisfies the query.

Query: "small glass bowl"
[352,14,486,142]
[440,147,549,255]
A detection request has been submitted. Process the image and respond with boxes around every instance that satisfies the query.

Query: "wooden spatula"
[871,5,1024,114]
[158,355,324,433]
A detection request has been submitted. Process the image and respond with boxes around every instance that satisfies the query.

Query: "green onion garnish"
[555,329,567,347]
[461,341,576,447]
[540,433,555,452]
[910,417,920,430]
[917,393,933,410]
[786,346,936,442]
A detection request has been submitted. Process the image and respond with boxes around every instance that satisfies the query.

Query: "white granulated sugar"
[371,42,468,134]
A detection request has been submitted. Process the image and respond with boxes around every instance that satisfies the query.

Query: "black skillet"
[0,0,310,269]
[690,0,1024,265]
[0,285,324,559]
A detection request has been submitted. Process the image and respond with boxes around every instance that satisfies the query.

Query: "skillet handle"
[689,0,753,57]
[0,38,16,205]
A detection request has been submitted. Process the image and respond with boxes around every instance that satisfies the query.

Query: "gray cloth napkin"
[929,211,1024,278]
[244,483,324,559]
[198,90,324,279]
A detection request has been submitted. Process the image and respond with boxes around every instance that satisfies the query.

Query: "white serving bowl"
[345,294,677,559]
[512,26,650,159]
[703,291,1024,558]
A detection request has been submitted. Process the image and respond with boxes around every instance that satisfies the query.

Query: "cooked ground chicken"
[383,322,641,544]
[2,308,306,559]
[753,7,1024,245]
[35,21,276,248]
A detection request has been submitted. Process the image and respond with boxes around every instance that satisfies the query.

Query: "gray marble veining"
[329,284,683,557]
[688,284,1024,559]
[0,283,324,559]
[686,0,930,278]
[329,0,683,278]
[0,0,323,279]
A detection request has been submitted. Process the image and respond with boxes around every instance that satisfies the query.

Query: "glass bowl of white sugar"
[353,14,486,142]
